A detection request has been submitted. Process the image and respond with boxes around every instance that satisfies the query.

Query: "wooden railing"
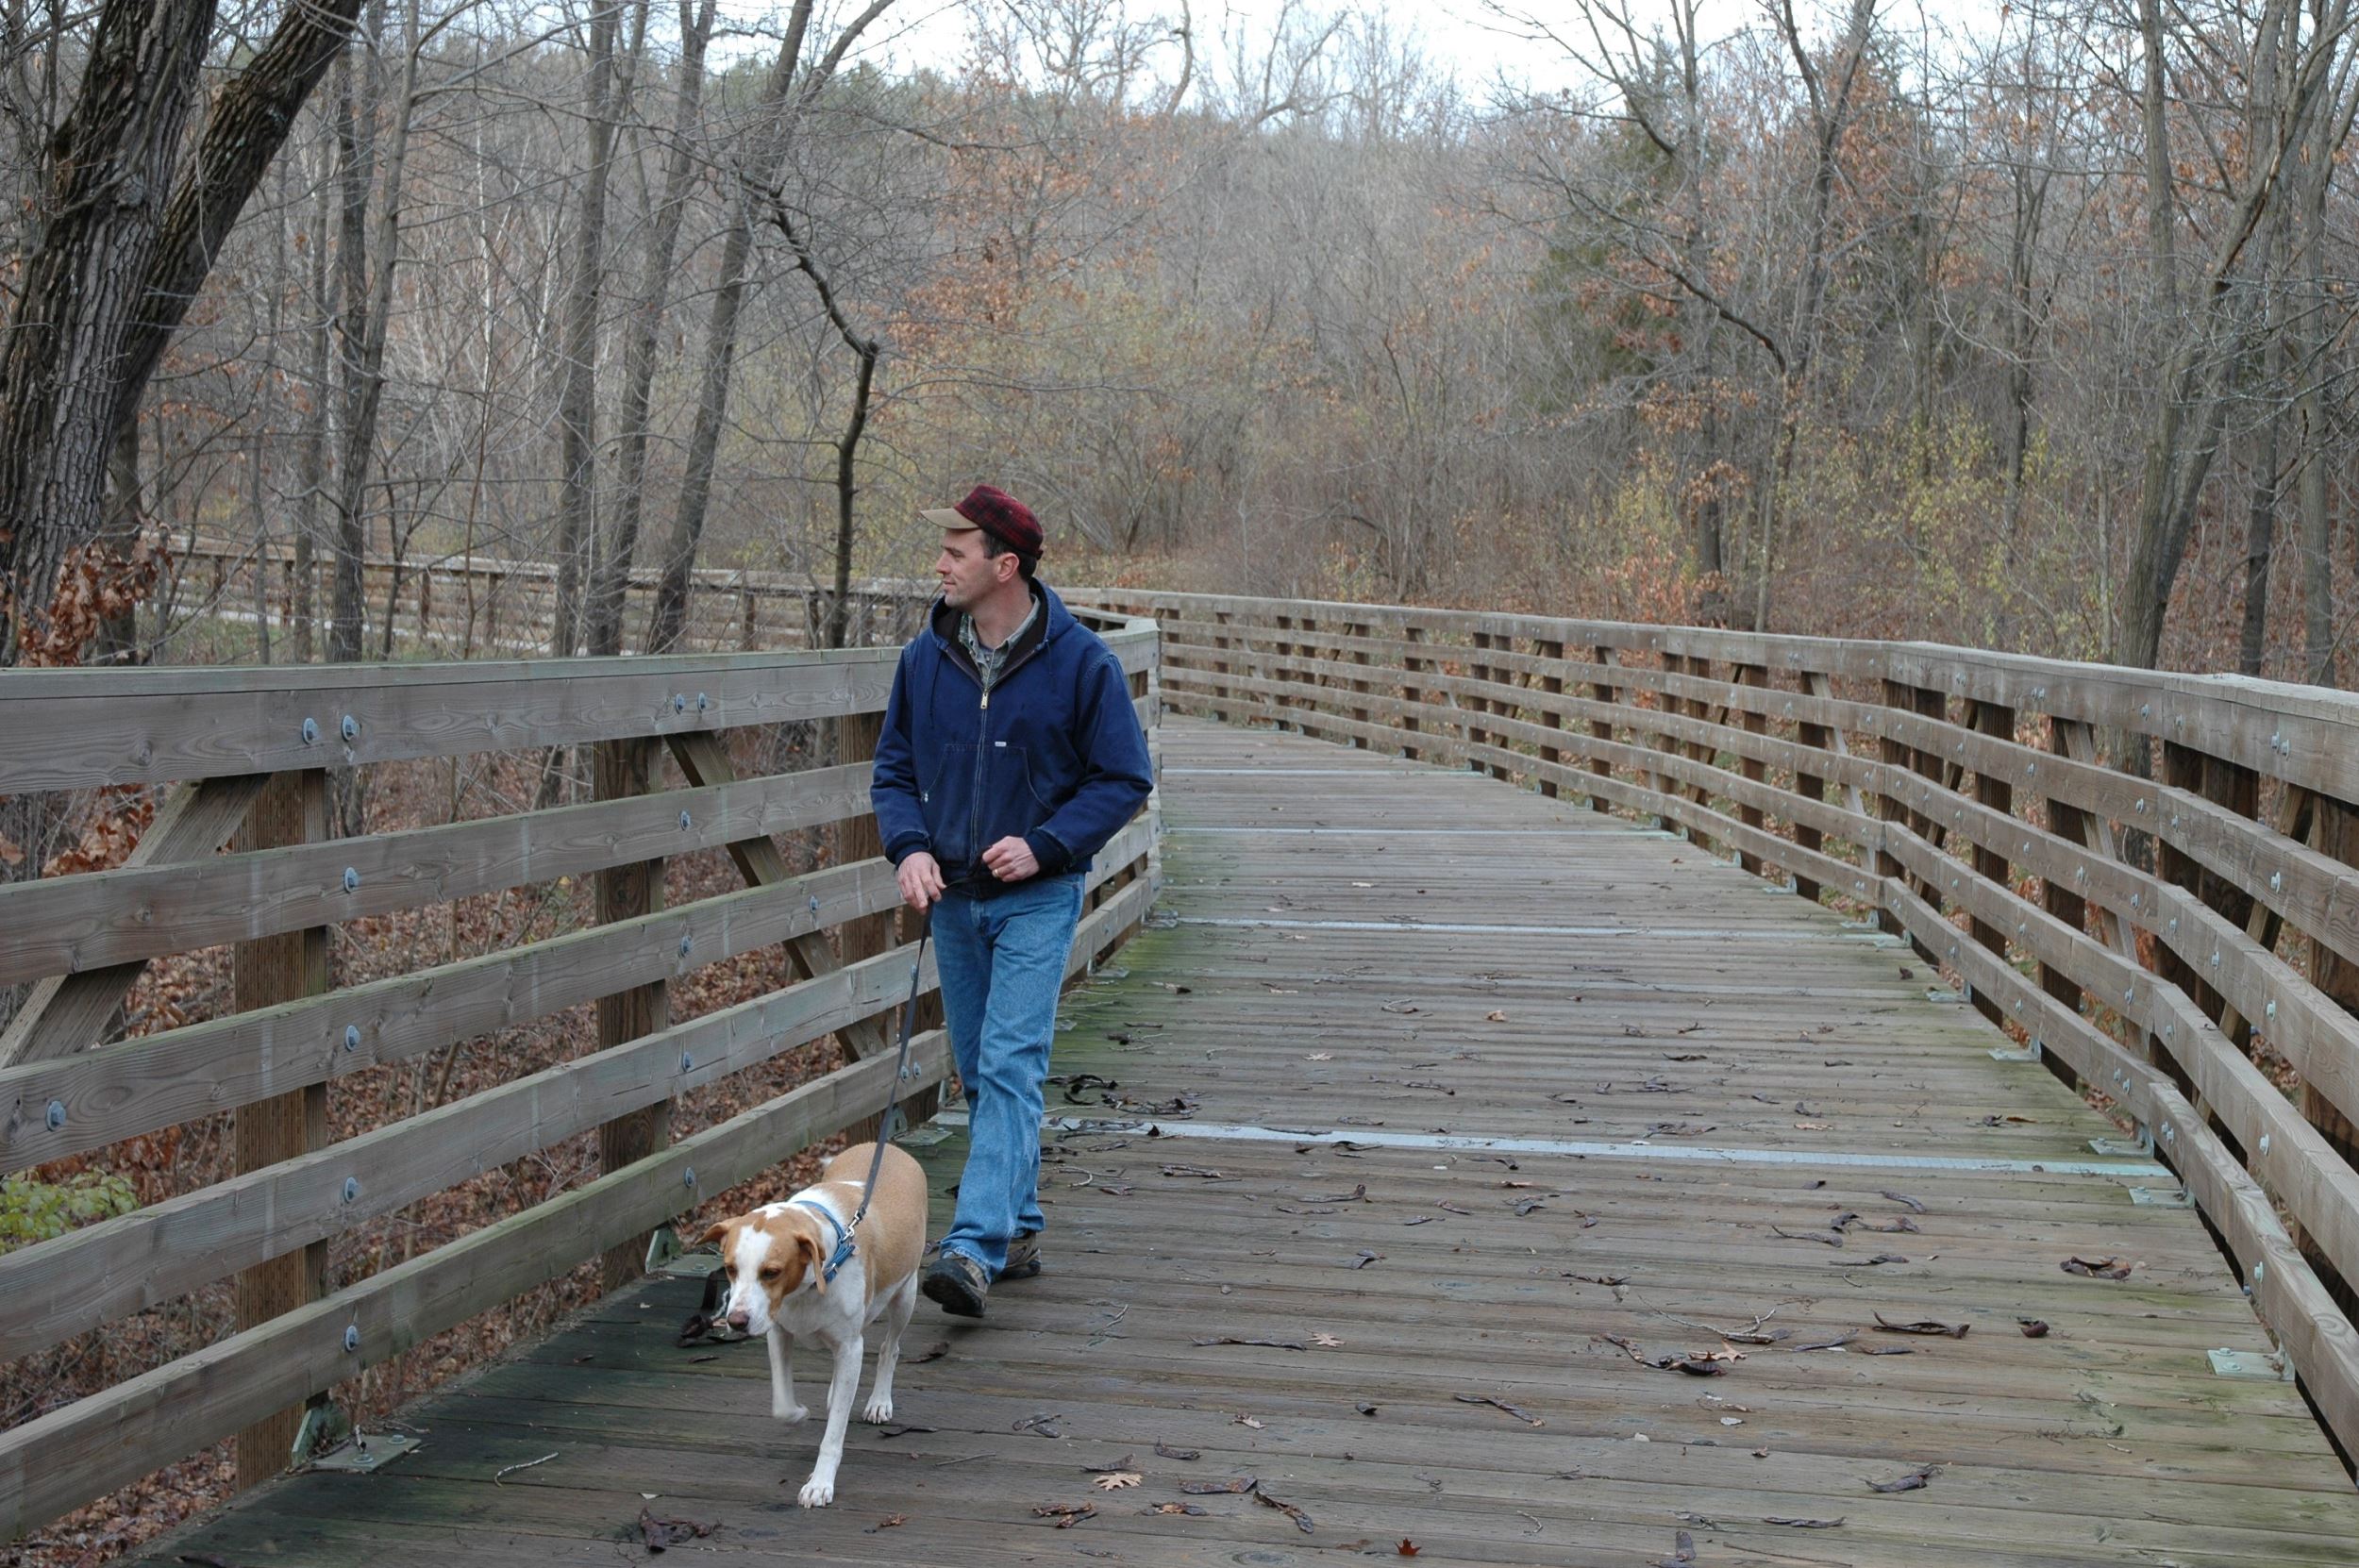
[170,537,924,658]
[0,619,1160,1541]
[1068,587,2359,1463]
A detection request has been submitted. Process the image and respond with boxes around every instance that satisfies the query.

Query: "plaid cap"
[920,484,1044,562]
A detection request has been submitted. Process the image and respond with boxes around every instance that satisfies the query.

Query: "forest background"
[2,0,2353,691]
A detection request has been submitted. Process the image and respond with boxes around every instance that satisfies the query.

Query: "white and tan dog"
[698,1142,927,1508]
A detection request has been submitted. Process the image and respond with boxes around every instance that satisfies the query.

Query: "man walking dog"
[872,484,1153,1318]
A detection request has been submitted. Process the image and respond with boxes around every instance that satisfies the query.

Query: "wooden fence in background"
[0,620,1160,1541]
[1065,586,2359,1465]
[169,538,922,659]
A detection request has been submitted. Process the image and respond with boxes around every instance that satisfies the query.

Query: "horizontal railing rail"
[0,614,1161,1542]
[1066,587,2359,1466]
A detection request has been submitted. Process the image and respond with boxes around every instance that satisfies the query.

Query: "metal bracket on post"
[297,1400,421,1474]
[644,1223,684,1275]
[2130,1186,2193,1208]
[2207,1347,2292,1380]
[2089,1128,2154,1158]
[1989,1037,2043,1063]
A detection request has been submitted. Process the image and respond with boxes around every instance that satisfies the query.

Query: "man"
[871,483,1154,1318]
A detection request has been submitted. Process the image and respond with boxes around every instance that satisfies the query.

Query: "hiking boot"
[921,1251,990,1318]
[999,1234,1043,1281]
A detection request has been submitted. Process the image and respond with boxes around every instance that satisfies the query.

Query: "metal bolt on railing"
[45,1100,65,1131]
[343,1176,360,1205]
[301,717,320,745]
[343,1326,361,1353]
[680,810,693,830]
[344,1025,361,1052]
[343,867,360,893]
[342,715,359,742]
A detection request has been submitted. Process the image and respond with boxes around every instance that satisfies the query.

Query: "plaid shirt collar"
[958,595,1040,692]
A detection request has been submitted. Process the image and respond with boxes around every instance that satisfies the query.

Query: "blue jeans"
[932,872,1084,1277]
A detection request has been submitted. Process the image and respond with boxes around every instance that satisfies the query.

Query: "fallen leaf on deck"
[1867,1464,1938,1493]
[1180,1476,1259,1495]
[1162,1164,1226,1178]
[1307,1052,1333,1060]
[862,1515,909,1533]
[1193,1335,1306,1351]
[1095,1473,1143,1491]
[1350,1250,1384,1269]
[1396,1540,1421,1556]
[1513,1198,1547,1216]
[1255,1488,1316,1533]
[1080,1454,1135,1473]
[1794,1121,1832,1130]
[1882,1190,1928,1212]
[1033,1502,1098,1527]
[1795,1331,1858,1351]
[1152,1440,1200,1460]
[1356,1401,1381,1416]
[1381,1000,1420,1014]
[1658,1527,1697,1566]
[2018,1319,2050,1337]
[1454,1392,1547,1425]
[1235,1414,1266,1429]
[2061,1256,2133,1279]
[875,1425,938,1439]
[1312,1331,1343,1347]
[639,1507,716,1551]
[1874,1313,1968,1338]
[1648,1122,1715,1136]
[1773,1226,1843,1247]
[1147,1501,1209,1515]
[1764,1515,1846,1528]
[1486,1010,1510,1022]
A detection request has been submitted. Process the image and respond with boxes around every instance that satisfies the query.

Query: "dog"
[698,1142,927,1507]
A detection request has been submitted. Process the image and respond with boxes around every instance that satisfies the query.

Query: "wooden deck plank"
[125,718,2359,1568]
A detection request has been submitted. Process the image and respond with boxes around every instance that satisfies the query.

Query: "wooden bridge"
[5,590,2359,1566]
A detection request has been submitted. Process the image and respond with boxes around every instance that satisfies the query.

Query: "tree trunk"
[327,0,420,671]
[0,0,218,661]
[0,0,360,663]
[550,0,626,659]
[588,0,715,658]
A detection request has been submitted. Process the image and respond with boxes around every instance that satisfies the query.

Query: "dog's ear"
[697,1221,730,1251]
[798,1230,828,1295]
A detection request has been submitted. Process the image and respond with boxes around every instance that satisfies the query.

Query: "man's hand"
[982,836,1040,883]
[897,851,946,910]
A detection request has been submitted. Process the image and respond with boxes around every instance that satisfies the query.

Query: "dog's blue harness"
[790,1198,858,1285]
[773,921,929,1292]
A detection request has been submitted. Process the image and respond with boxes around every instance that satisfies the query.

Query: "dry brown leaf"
[1485,1009,1510,1022]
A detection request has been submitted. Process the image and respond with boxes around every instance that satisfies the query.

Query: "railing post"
[1967,700,2017,1030]
[1212,610,1234,725]
[1734,663,1767,875]
[1348,622,1373,746]
[1400,624,1426,760]
[1791,669,1828,903]
[1586,645,1615,811]
[230,768,330,1490]
[2037,716,2092,1080]
[2303,793,2359,1315]
[594,737,671,1292]
[1536,639,1564,798]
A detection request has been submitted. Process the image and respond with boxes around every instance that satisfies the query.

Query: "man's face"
[935,528,1011,609]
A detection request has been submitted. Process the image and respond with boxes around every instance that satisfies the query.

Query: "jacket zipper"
[953,610,1046,873]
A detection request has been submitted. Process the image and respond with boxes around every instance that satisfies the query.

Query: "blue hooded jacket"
[870,582,1152,892]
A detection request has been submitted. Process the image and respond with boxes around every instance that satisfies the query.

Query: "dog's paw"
[796,1477,835,1509]
[861,1396,894,1423]
[773,1402,810,1426]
